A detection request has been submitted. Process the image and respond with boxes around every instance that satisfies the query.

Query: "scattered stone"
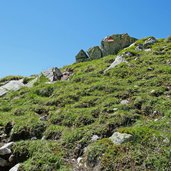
[144,37,157,47]
[120,99,129,105]
[113,108,118,111]
[147,67,154,71]
[124,51,134,57]
[76,49,89,62]
[61,71,72,80]
[42,67,63,82]
[87,46,103,60]
[9,163,20,171]
[91,135,100,142]
[163,138,170,144]
[0,142,14,149]
[77,157,83,167]
[41,136,46,140]
[144,48,152,52]
[109,132,132,145]
[0,142,14,155]
[31,137,37,140]
[39,115,48,121]
[135,44,143,51]
[8,154,15,163]
[104,55,127,72]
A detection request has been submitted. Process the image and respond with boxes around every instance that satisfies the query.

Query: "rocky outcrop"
[75,50,89,62]
[87,46,103,60]
[101,33,137,56]
[0,80,25,97]
[75,33,137,63]
[42,67,63,82]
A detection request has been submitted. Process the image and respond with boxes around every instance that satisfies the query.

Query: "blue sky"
[0,0,171,78]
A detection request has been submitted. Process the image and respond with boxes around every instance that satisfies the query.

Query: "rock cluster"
[0,142,20,171]
[75,33,137,62]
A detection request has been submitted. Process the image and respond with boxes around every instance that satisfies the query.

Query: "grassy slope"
[0,37,171,170]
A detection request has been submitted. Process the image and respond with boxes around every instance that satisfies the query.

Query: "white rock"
[0,142,14,156]
[1,142,14,149]
[120,99,129,105]
[0,147,11,156]
[91,135,100,142]
[109,132,132,145]
[104,55,127,72]
[9,163,21,171]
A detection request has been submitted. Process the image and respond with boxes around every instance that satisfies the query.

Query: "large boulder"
[87,46,103,60]
[42,67,62,82]
[0,80,25,97]
[76,49,89,62]
[101,33,137,56]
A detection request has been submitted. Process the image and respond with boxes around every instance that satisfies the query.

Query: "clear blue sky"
[0,0,171,78]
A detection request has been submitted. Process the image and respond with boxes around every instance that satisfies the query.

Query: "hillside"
[0,35,171,171]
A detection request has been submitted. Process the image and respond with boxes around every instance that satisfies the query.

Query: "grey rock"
[109,132,132,145]
[120,99,129,105]
[0,142,14,155]
[0,157,9,167]
[135,44,143,51]
[61,71,72,80]
[144,37,157,47]
[101,33,137,56]
[9,163,21,171]
[8,154,15,163]
[91,135,100,142]
[0,142,14,149]
[76,49,89,62]
[104,55,127,72]
[42,67,63,82]
[87,46,103,60]
[0,80,24,97]
[124,51,133,57]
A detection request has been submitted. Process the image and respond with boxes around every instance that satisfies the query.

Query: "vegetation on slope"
[0,36,171,170]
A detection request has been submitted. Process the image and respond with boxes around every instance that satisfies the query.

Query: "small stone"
[120,99,129,105]
[150,90,155,94]
[8,154,15,163]
[113,108,118,111]
[9,163,21,171]
[135,44,143,51]
[31,137,37,140]
[109,132,132,145]
[91,135,100,142]
[163,138,170,144]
